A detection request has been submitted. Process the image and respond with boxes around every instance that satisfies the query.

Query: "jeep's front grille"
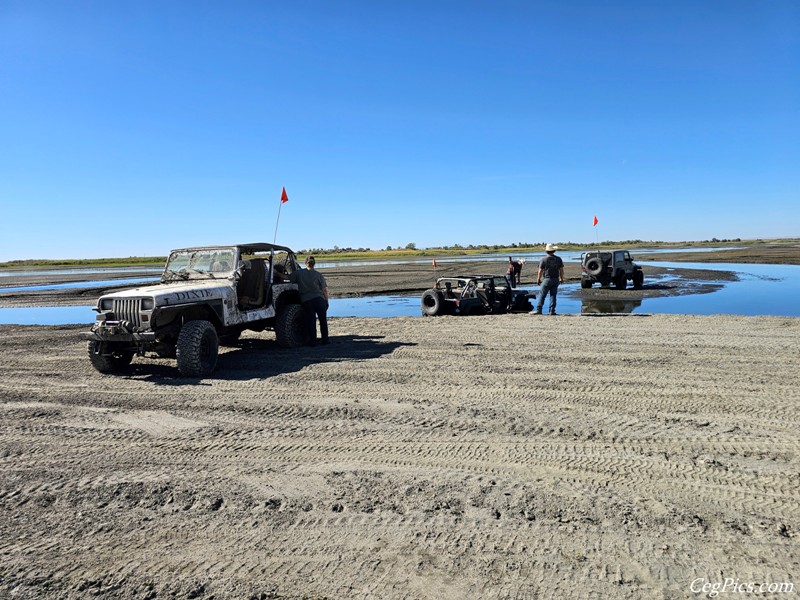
[113,298,142,328]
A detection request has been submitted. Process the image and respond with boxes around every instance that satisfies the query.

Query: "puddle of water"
[0,277,159,293]
[0,297,423,325]
[1,261,798,324]
[329,296,421,318]
[0,267,162,278]
[0,305,97,325]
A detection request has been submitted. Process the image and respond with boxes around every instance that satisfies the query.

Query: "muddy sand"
[1,313,799,599]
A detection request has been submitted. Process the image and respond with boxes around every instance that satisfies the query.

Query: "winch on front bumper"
[80,315,157,343]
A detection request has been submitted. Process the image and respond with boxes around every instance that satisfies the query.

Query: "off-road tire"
[421,289,444,316]
[580,279,592,289]
[585,257,604,276]
[633,270,644,290]
[176,320,219,377]
[614,272,627,290]
[87,341,134,374]
[276,303,308,348]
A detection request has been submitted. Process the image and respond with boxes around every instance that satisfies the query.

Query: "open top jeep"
[81,243,308,377]
[421,275,535,316]
[580,250,644,290]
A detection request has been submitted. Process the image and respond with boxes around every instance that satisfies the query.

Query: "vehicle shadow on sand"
[130,335,415,385]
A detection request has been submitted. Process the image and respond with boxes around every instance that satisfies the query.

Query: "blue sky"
[1,1,798,261]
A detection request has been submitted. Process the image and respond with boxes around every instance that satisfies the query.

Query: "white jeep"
[81,243,308,377]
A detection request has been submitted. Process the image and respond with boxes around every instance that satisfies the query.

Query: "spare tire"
[586,257,604,276]
[421,289,444,316]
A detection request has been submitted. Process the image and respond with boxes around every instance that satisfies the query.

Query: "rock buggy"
[421,275,535,316]
[81,243,308,377]
[580,250,644,290]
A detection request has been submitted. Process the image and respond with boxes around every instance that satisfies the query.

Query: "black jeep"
[421,275,535,316]
[580,250,644,290]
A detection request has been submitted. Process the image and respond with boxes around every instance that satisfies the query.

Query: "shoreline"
[0,255,746,310]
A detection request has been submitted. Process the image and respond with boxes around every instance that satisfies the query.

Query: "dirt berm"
[1,313,798,599]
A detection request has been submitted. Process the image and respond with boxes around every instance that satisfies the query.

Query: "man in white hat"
[532,244,564,315]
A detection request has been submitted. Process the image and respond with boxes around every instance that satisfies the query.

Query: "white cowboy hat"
[545,244,559,252]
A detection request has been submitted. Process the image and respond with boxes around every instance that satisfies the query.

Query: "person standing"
[506,257,517,288]
[532,244,564,315]
[506,257,524,288]
[289,256,329,345]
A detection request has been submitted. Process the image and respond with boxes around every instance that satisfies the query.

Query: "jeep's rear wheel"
[421,289,444,316]
[614,272,627,290]
[276,303,308,348]
[633,270,644,289]
[87,341,134,374]
[176,320,219,377]
[580,278,592,289]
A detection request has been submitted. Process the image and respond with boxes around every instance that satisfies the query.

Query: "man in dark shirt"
[289,256,329,345]
[506,257,524,288]
[532,244,564,315]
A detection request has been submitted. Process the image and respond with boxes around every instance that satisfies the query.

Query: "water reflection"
[581,298,643,314]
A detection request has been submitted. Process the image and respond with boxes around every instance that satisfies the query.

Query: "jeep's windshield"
[162,249,236,281]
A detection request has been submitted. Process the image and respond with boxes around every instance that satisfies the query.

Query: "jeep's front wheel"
[88,341,134,374]
[633,270,644,290]
[176,320,219,377]
[276,303,308,348]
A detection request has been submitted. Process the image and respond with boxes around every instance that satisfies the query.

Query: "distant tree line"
[299,237,746,255]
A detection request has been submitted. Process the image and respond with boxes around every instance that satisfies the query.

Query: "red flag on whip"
[274,187,289,243]
[432,258,437,268]
[593,215,599,226]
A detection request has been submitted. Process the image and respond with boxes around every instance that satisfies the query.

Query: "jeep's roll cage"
[163,243,300,285]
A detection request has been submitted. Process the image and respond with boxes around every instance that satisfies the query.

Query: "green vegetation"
[0,256,167,270]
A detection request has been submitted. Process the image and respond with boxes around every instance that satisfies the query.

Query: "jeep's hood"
[99,278,232,304]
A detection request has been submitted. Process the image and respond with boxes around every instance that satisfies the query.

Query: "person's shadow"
[130,335,415,385]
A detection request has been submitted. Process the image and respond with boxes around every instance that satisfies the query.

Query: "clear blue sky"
[1,1,798,261]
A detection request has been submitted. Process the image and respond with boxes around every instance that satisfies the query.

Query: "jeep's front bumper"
[80,323,156,343]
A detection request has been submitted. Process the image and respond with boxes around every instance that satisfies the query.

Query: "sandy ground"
[1,314,799,599]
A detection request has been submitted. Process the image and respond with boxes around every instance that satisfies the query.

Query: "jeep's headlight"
[99,299,113,311]
[141,298,154,310]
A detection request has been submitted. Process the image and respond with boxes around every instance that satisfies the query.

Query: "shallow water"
[0,266,162,278]
[0,261,797,324]
[0,277,159,293]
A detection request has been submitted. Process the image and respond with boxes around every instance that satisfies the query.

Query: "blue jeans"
[302,297,328,344]
[536,278,559,314]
